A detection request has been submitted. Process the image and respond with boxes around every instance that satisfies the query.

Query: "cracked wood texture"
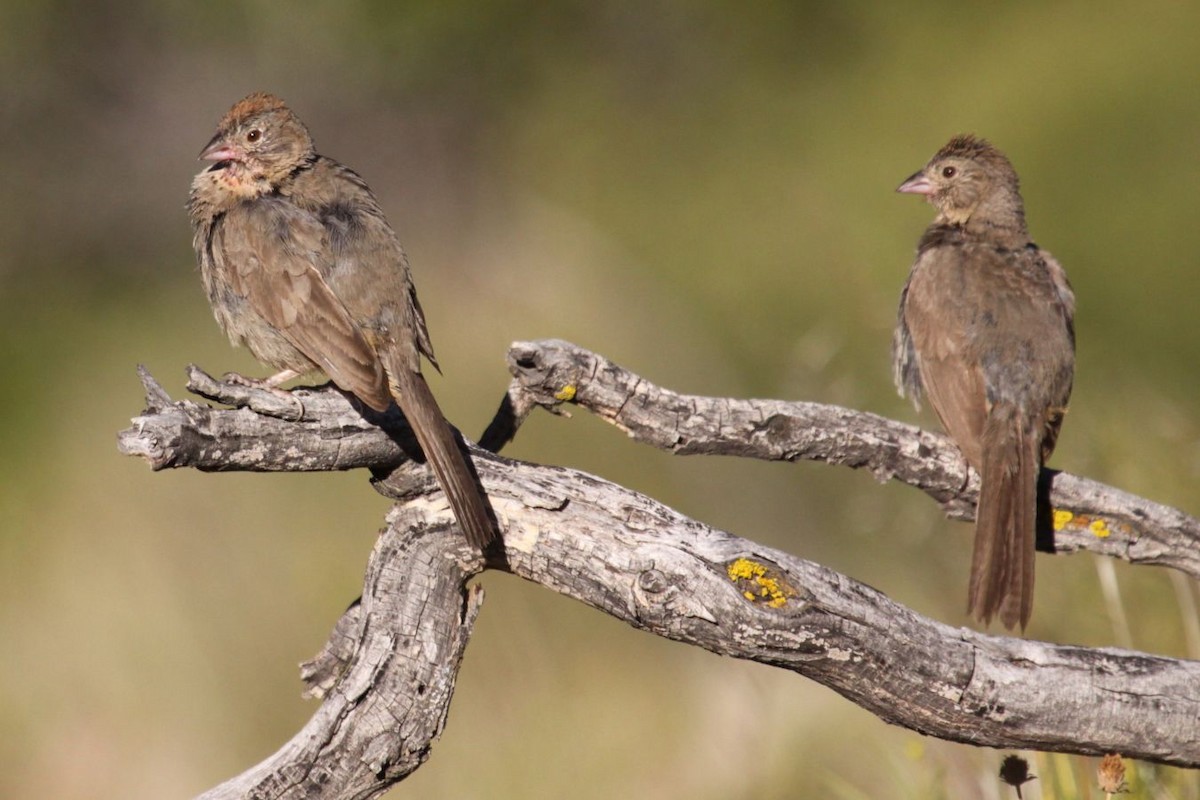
[494,339,1200,579]
[196,515,484,800]
[117,354,1200,798]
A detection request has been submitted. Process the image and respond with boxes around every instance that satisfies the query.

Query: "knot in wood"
[638,568,669,593]
[630,563,717,624]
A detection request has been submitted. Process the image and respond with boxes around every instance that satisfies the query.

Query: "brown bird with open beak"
[188,92,496,550]
[893,135,1074,630]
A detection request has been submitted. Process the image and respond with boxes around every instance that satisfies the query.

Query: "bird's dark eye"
[941,166,957,178]
[246,129,262,143]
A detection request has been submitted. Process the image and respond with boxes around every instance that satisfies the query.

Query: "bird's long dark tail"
[388,367,497,550]
[969,406,1038,630]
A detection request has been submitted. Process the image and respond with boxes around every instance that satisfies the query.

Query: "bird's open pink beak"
[896,171,934,196]
[198,134,241,162]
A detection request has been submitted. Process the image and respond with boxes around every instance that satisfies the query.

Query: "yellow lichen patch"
[1052,509,1115,539]
[554,384,577,402]
[727,558,763,581]
[726,557,794,609]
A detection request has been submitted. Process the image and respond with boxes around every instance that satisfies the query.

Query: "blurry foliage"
[1,1,1198,798]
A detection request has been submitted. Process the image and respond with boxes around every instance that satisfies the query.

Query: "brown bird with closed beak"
[188,92,496,550]
[893,135,1074,630]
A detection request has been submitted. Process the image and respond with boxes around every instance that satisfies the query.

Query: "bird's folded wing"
[220,198,392,411]
[902,249,988,469]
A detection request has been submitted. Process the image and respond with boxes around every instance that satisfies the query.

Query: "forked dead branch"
[118,340,1200,799]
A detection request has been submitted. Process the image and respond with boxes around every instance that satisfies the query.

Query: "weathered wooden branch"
[490,339,1200,580]
[196,515,484,800]
[117,348,1200,799]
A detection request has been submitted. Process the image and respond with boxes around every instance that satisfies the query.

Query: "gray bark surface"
[117,342,1200,798]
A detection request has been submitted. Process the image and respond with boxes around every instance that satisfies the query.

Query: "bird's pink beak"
[896,171,935,196]
[198,134,241,162]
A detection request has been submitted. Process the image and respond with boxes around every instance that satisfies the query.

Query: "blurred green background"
[2,1,1198,797]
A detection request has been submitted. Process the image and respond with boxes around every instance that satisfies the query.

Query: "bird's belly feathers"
[199,247,318,375]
